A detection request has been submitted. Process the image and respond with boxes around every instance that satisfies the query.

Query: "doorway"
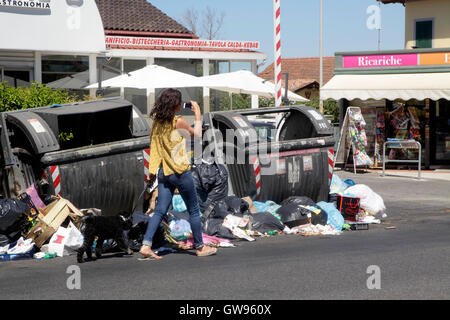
[433,99,450,163]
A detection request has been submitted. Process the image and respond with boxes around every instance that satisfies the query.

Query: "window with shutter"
[415,20,433,49]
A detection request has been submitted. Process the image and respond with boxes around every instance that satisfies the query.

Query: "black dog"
[77,211,133,263]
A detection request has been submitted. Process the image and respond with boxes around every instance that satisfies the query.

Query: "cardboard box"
[26,196,83,248]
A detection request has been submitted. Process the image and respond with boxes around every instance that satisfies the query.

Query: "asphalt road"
[1,170,450,301]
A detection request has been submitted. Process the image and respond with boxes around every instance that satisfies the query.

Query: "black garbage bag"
[224,196,250,217]
[251,212,285,234]
[192,159,228,211]
[280,196,328,226]
[201,195,249,227]
[276,203,310,227]
[328,193,338,204]
[309,207,328,226]
[0,193,37,242]
[202,217,236,240]
[0,234,9,247]
[201,200,229,223]
[281,196,316,207]
[166,210,190,223]
[201,201,237,239]
[200,196,254,240]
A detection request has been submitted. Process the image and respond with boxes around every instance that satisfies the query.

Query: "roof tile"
[96,0,194,36]
[259,57,335,86]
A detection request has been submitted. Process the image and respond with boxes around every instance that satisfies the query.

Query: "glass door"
[434,100,450,162]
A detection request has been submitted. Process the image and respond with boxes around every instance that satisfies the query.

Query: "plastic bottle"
[267,230,277,236]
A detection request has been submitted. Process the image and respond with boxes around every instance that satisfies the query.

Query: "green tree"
[305,96,339,123]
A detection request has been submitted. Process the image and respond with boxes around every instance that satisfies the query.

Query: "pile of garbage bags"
[329,174,387,224]
[0,158,388,263]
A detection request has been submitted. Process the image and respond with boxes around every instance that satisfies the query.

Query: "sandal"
[196,246,217,257]
[139,246,162,260]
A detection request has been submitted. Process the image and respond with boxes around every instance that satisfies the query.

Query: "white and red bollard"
[273,0,282,107]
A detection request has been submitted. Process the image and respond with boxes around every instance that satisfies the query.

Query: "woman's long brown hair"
[150,88,182,123]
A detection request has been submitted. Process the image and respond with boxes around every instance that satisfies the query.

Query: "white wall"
[0,0,105,53]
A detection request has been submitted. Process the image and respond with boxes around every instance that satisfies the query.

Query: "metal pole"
[319,0,324,114]
[378,1,381,51]
[418,141,422,180]
[283,72,289,105]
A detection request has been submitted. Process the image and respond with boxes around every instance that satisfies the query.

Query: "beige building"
[382,0,450,49]
[320,1,450,168]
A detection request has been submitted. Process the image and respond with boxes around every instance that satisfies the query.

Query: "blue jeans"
[143,168,204,249]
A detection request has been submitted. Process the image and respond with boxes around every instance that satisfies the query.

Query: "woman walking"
[140,89,217,259]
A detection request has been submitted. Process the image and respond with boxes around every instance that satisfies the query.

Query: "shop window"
[42,55,89,97]
[385,100,426,162]
[231,61,251,72]
[98,57,122,98]
[209,60,232,111]
[124,59,147,115]
[415,19,433,49]
[154,58,203,113]
[3,70,31,87]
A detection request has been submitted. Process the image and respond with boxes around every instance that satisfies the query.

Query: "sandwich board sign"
[334,107,373,174]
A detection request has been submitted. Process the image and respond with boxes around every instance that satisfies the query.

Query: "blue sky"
[150,0,405,69]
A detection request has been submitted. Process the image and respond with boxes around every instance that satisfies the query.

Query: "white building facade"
[0,0,267,114]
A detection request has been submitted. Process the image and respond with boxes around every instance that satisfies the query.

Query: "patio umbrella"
[198,70,309,102]
[85,64,204,90]
[47,70,118,89]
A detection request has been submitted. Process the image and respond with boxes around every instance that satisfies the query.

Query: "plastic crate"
[0,248,35,262]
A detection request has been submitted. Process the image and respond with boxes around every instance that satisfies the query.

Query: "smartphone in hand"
[183,102,192,109]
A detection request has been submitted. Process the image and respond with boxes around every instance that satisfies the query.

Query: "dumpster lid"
[4,98,150,155]
[34,99,132,116]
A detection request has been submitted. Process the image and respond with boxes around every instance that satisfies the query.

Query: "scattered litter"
[0,237,35,261]
[291,223,341,236]
[219,242,235,248]
[222,215,255,241]
[358,215,381,224]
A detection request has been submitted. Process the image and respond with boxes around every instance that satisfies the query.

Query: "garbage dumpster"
[0,98,150,215]
[203,105,335,203]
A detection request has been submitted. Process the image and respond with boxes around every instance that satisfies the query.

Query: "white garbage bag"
[48,222,84,257]
[7,237,34,254]
[345,184,386,216]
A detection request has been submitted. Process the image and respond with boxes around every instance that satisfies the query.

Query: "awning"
[321,73,450,101]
